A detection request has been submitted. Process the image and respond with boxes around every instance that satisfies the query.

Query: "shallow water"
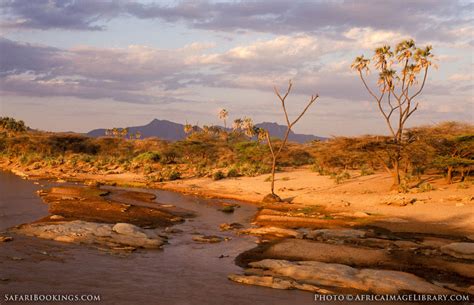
[0,171,316,305]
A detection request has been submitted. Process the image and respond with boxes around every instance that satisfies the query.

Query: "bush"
[332,171,351,184]
[168,171,180,180]
[212,170,225,180]
[134,151,161,163]
[418,182,434,192]
[360,165,374,176]
[227,168,240,178]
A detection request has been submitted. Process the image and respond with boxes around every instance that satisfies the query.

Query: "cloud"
[0,37,209,104]
[0,0,121,31]
[0,37,66,76]
[1,0,471,46]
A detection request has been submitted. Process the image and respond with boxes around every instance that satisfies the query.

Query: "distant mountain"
[87,119,325,143]
[87,119,186,141]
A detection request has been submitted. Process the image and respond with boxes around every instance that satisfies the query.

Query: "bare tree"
[261,80,318,201]
[351,39,435,188]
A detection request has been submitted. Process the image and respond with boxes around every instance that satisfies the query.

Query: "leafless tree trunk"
[264,81,318,196]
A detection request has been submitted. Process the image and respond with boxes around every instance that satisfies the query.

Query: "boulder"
[306,229,366,240]
[440,243,474,260]
[14,220,164,249]
[230,259,450,294]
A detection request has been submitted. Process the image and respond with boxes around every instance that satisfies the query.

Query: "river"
[0,171,315,305]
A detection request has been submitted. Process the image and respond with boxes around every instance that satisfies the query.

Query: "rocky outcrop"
[13,221,165,249]
[230,259,451,294]
[39,186,182,228]
[441,243,474,260]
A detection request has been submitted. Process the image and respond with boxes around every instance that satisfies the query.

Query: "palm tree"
[352,39,436,189]
[218,109,229,129]
[183,122,193,134]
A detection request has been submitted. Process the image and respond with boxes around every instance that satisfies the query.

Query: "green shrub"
[332,171,351,184]
[227,168,240,178]
[418,182,434,192]
[360,165,374,176]
[134,151,161,163]
[212,170,225,180]
[168,170,181,181]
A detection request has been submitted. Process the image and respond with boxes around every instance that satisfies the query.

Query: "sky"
[0,0,472,137]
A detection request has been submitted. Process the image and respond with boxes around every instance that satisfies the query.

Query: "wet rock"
[240,226,302,238]
[228,274,333,293]
[219,206,235,213]
[164,227,183,234]
[306,229,366,240]
[113,223,148,239]
[440,242,474,260]
[232,259,450,294]
[192,235,223,243]
[0,236,13,242]
[14,220,164,249]
[220,223,244,231]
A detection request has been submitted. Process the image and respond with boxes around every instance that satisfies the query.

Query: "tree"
[241,81,318,201]
[351,39,435,188]
[183,122,193,135]
[218,109,229,129]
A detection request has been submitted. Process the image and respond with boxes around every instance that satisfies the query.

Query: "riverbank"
[2,165,474,300]
[3,159,472,235]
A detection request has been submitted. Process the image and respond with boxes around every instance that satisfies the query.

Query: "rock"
[54,235,76,243]
[220,223,244,231]
[440,243,474,260]
[228,274,333,294]
[219,206,235,213]
[235,259,450,294]
[262,193,282,204]
[164,227,183,233]
[112,223,148,239]
[353,211,370,217]
[50,215,65,220]
[0,236,13,242]
[14,220,164,249]
[244,239,389,266]
[382,195,416,206]
[240,226,302,238]
[455,203,464,207]
[393,240,419,249]
[192,235,223,243]
[306,229,366,240]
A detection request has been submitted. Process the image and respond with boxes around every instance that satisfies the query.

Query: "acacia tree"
[351,39,435,188]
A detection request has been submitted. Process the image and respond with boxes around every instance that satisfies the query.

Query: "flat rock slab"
[41,186,183,228]
[441,242,474,260]
[240,227,302,238]
[306,229,366,239]
[13,220,164,249]
[230,259,450,295]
